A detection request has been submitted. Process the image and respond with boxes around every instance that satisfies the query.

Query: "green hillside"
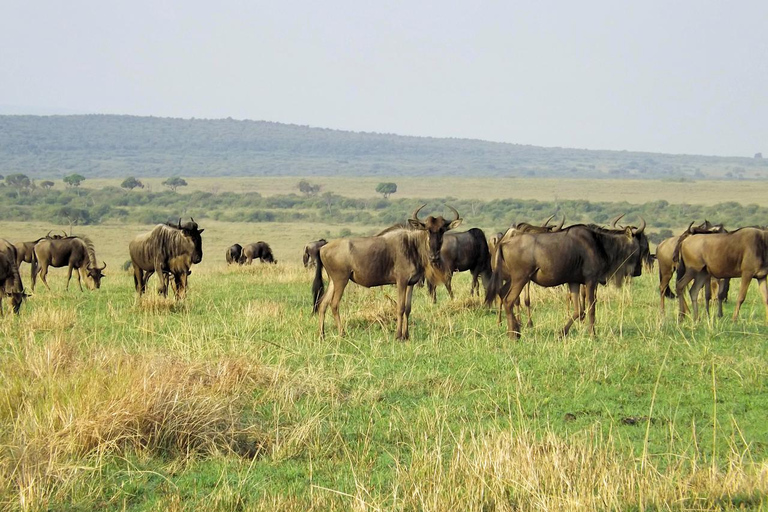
[1,114,765,179]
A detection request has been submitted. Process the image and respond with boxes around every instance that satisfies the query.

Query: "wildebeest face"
[628,219,649,277]
[87,263,106,289]
[408,206,462,264]
[183,228,204,264]
[9,290,26,314]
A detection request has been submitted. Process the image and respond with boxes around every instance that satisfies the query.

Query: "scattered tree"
[756,152,763,159]
[375,182,398,199]
[162,177,188,192]
[63,173,86,188]
[297,179,321,196]
[121,176,144,191]
[40,180,55,190]
[5,173,31,190]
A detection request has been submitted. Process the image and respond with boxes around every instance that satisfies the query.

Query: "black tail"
[311,252,325,314]
[470,228,493,291]
[484,241,506,307]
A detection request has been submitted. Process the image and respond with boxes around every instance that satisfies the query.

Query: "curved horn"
[46,230,53,238]
[178,218,182,229]
[100,261,107,270]
[553,215,565,232]
[635,217,646,235]
[61,230,68,238]
[411,204,427,222]
[687,221,695,233]
[541,214,555,227]
[447,205,460,222]
[191,217,195,224]
[610,213,625,228]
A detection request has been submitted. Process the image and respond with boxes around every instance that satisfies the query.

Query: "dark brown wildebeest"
[485,221,650,338]
[34,236,106,291]
[226,244,245,265]
[489,215,566,325]
[425,228,491,303]
[0,240,26,314]
[675,227,768,322]
[303,239,328,268]
[657,220,728,312]
[129,219,204,298]
[243,242,276,264]
[312,205,462,340]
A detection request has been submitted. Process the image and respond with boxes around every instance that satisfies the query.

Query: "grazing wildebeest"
[425,228,491,303]
[303,239,328,268]
[0,239,27,314]
[34,236,106,291]
[485,221,650,338]
[312,205,462,340]
[243,242,276,264]
[657,220,728,311]
[129,219,204,298]
[226,244,245,265]
[675,227,768,322]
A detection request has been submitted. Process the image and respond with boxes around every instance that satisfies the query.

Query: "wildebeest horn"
[191,217,195,223]
[635,217,646,235]
[610,213,625,228]
[412,204,427,222]
[178,218,182,229]
[541,214,555,227]
[554,215,565,232]
[46,230,53,238]
[447,205,460,222]
[100,261,107,270]
[687,221,695,233]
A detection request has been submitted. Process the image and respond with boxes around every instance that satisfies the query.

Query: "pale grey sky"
[1,1,766,156]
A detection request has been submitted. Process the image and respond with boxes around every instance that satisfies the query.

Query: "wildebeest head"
[407,205,462,264]
[7,289,28,314]
[178,218,204,264]
[626,218,650,277]
[86,261,107,289]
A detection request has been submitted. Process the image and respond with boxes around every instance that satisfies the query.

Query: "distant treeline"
[1,185,765,244]
[1,115,766,180]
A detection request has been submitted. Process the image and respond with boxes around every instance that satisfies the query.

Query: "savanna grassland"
[2,172,768,511]
[1,246,768,510]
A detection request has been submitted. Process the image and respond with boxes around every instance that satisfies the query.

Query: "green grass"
[1,261,767,510]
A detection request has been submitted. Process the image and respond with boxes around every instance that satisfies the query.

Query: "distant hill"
[0,114,765,180]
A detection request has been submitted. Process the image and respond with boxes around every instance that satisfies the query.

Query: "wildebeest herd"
[3,209,768,342]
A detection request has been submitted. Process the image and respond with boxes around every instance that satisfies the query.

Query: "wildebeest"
[303,239,328,268]
[312,205,462,340]
[425,228,491,303]
[657,220,728,311]
[0,239,26,314]
[675,227,768,322]
[243,242,276,264]
[485,221,650,338]
[226,244,245,265]
[33,236,106,291]
[129,219,204,298]
[13,231,67,283]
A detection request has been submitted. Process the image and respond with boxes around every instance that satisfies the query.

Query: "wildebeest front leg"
[154,261,168,297]
[65,264,75,291]
[395,281,408,340]
[427,280,437,304]
[445,273,455,300]
[400,284,415,340]
[561,283,582,337]
[757,277,768,322]
[732,274,754,321]
[584,283,597,336]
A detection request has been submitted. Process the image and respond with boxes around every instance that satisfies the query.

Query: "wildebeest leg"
[317,279,334,339]
[584,283,597,336]
[561,283,582,337]
[688,272,709,321]
[445,273,455,300]
[757,278,768,322]
[470,271,479,297]
[659,266,672,312]
[74,266,84,292]
[329,277,348,337]
[501,280,526,339]
[174,272,187,299]
[427,280,437,304]
[715,279,728,317]
[400,284,415,340]
[732,274,754,321]
[133,264,145,295]
[65,264,75,291]
[676,268,697,320]
[38,262,51,291]
[524,282,533,328]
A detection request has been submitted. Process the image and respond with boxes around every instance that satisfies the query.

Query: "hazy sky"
[1,1,766,156]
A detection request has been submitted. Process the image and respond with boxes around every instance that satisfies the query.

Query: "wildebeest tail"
[484,242,505,307]
[311,252,325,314]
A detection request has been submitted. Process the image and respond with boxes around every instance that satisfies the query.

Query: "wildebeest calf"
[243,242,276,264]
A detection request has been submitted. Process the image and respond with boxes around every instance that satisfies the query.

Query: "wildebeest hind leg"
[330,277,348,337]
[317,280,334,339]
[757,278,768,322]
[561,283,582,337]
[676,268,697,320]
[501,280,526,339]
[732,274,754,321]
[688,273,709,321]
[524,282,533,328]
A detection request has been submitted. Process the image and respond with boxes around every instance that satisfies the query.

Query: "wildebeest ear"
[198,229,204,234]
[447,218,463,230]
[408,218,426,230]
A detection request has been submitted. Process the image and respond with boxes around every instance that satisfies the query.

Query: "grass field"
[81,176,768,206]
[1,252,768,510]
